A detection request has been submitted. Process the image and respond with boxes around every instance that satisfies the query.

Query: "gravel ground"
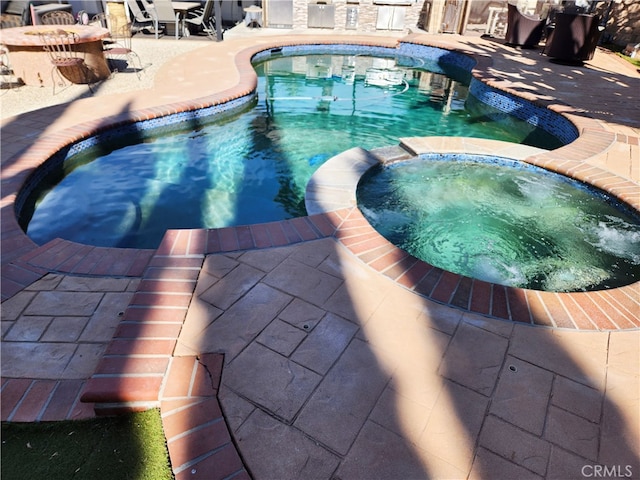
[1,34,211,119]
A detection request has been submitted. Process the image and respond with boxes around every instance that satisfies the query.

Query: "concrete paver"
[478,415,551,476]
[171,238,639,478]
[1,275,136,380]
[1,342,80,378]
[226,342,323,421]
[490,355,554,435]
[551,376,603,423]
[256,318,308,356]
[438,321,508,396]
[235,408,341,479]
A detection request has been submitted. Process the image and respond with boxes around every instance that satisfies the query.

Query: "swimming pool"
[19,45,570,249]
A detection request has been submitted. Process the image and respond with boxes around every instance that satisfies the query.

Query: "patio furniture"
[504,2,547,48]
[0,43,22,90]
[39,31,93,94]
[125,0,157,33]
[0,24,111,86]
[30,2,74,25]
[91,13,143,79]
[40,10,76,26]
[244,5,263,28]
[484,5,508,38]
[0,13,22,29]
[2,1,74,26]
[543,11,603,63]
[149,0,200,39]
[148,0,180,39]
[184,0,217,39]
[1,1,28,26]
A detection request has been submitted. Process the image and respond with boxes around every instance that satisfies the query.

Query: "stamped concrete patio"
[1,28,639,480]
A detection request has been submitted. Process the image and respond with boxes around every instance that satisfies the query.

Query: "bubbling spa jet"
[357,154,640,293]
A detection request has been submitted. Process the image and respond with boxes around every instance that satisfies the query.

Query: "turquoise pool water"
[357,155,640,292]
[24,53,563,249]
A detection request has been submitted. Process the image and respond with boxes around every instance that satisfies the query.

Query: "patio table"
[171,1,202,37]
[0,24,111,86]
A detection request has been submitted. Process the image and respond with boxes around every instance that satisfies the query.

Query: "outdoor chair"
[125,0,157,33]
[543,11,603,63]
[39,31,93,94]
[91,13,143,79]
[149,0,181,40]
[0,13,22,29]
[40,10,76,25]
[504,2,547,48]
[1,1,28,26]
[184,0,217,39]
[0,43,22,91]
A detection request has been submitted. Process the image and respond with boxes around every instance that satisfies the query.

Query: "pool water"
[357,156,640,292]
[25,54,563,249]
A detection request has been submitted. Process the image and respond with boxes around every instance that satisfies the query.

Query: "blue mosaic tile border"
[65,94,256,158]
[252,43,475,74]
[253,42,576,143]
[468,80,578,144]
[397,42,477,71]
[14,94,255,215]
[252,44,397,63]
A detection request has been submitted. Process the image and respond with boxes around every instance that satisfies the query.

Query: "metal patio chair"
[125,0,157,33]
[0,43,23,92]
[91,13,144,79]
[183,0,217,39]
[40,10,76,25]
[148,0,181,40]
[39,31,94,94]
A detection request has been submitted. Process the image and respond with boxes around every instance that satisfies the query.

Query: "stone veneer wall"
[286,0,640,44]
[290,0,424,33]
[601,0,640,46]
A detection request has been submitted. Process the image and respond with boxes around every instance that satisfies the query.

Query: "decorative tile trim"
[13,95,256,216]
[469,80,579,144]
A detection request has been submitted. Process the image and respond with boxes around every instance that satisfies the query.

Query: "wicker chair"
[504,2,547,48]
[543,11,603,63]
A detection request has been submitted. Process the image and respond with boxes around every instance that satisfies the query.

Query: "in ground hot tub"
[357,153,640,292]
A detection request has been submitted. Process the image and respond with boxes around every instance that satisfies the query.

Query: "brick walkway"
[1,31,638,479]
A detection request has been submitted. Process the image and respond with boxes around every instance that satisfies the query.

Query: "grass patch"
[1,409,173,480]
[616,51,640,68]
[600,42,640,68]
